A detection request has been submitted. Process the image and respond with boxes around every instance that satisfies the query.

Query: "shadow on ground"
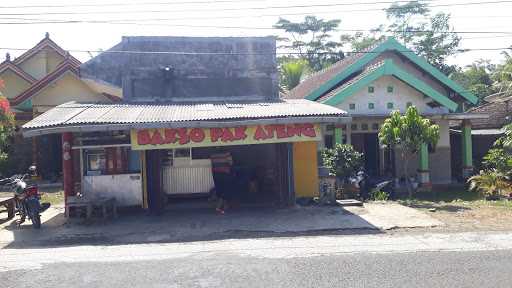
[394,183,478,213]
[1,204,385,249]
[401,201,472,213]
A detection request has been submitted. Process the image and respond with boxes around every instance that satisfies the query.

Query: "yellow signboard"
[130,123,321,150]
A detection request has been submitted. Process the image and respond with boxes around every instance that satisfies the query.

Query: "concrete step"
[336,199,363,207]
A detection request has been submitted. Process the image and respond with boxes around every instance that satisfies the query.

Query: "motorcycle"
[0,166,50,229]
[350,170,395,201]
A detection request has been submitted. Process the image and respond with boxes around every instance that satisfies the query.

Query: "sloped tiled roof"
[466,100,511,129]
[285,37,477,105]
[13,34,81,67]
[10,60,80,106]
[286,39,386,100]
[0,61,38,84]
[483,91,512,103]
[317,61,385,103]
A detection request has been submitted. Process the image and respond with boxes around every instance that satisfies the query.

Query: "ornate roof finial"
[5,53,10,62]
[45,32,50,39]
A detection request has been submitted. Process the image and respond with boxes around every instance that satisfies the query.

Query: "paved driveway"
[0,202,442,248]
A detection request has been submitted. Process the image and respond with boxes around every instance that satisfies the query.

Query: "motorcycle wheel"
[32,215,41,229]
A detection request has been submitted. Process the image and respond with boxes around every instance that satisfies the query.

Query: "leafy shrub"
[470,124,512,197]
[483,148,512,174]
[468,169,512,198]
[483,125,512,177]
[321,144,363,182]
[370,189,389,201]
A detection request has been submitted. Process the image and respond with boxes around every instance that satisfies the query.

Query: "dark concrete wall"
[80,36,278,102]
[451,132,499,181]
[394,147,452,184]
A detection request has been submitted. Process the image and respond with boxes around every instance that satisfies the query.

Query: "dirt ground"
[0,187,63,206]
[397,199,512,232]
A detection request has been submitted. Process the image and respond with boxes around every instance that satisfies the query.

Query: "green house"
[287,37,486,184]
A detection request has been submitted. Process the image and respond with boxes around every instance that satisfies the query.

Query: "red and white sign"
[130,123,321,150]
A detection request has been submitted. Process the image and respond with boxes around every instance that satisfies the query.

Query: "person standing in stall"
[210,149,233,214]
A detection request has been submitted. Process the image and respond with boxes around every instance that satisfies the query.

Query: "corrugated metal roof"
[23,99,348,135]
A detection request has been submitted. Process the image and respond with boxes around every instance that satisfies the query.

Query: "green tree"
[340,28,385,52]
[279,59,309,92]
[321,144,363,183]
[274,16,344,71]
[385,1,460,73]
[483,148,512,175]
[386,1,430,45]
[482,124,512,175]
[413,12,461,73]
[497,123,512,149]
[492,50,512,95]
[0,79,15,168]
[450,59,496,101]
[379,106,440,196]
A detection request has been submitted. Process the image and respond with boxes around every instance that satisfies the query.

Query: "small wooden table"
[0,196,15,219]
[95,197,117,219]
[66,196,117,219]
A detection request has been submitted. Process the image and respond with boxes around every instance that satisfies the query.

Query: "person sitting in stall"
[210,149,233,214]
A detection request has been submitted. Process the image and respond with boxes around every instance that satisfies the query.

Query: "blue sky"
[1,0,511,67]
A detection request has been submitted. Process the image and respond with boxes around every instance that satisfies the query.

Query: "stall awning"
[22,99,350,137]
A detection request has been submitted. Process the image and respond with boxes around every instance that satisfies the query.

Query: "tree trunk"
[391,147,397,178]
[402,152,413,198]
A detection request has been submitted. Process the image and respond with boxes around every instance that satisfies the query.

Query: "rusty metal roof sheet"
[23,99,348,136]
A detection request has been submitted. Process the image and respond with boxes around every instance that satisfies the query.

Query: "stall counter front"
[82,173,143,206]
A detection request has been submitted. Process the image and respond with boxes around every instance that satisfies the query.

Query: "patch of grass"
[413,185,481,202]
[39,186,63,194]
[464,199,512,209]
[39,187,64,206]
[397,184,512,212]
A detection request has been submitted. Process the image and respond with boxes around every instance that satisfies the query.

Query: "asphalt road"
[1,249,511,288]
[2,232,512,288]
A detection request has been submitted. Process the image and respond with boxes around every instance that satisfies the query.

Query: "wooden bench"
[66,196,117,219]
[0,196,15,220]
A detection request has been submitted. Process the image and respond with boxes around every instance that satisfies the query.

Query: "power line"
[1,2,511,24]
[463,34,512,40]
[2,12,512,23]
[4,13,511,24]
[0,46,509,56]
[4,14,511,23]
[3,18,512,36]
[0,0,510,16]
[0,0,262,9]
[0,0,427,9]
